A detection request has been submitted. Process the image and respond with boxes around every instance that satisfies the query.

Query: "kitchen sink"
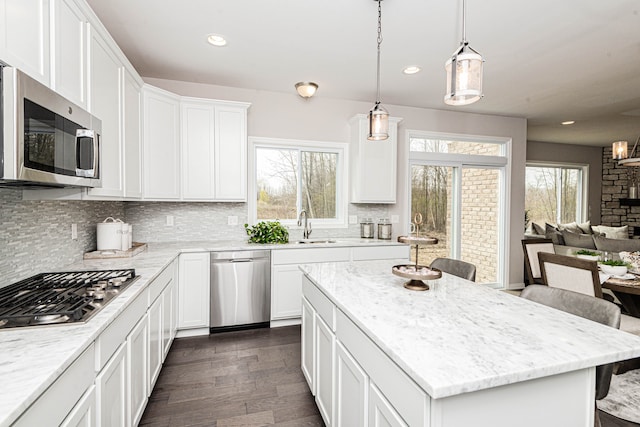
[295,239,337,244]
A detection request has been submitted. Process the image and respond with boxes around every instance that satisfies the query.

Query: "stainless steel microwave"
[0,67,102,188]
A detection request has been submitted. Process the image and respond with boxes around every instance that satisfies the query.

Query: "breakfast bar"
[300,260,640,427]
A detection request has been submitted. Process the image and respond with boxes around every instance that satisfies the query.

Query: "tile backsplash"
[0,188,125,286]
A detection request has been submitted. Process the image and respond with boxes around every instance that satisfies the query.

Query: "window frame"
[525,161,589,225]
[248,136,348,228]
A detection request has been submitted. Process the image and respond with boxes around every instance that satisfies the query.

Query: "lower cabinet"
[177,252,210,333]
[61,386,96,427]
[148,293,163,391]
[336,342,368,427]
[271,264,305,320]
[315,316,335,426]
[162,278,177,359]
[301,297,316,392]
[96,343,127,427]
[128,315,149,427]
[369,383,407,427]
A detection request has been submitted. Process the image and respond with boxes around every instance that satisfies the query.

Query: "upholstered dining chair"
[521,238,555,286]
[430,258,476,282]
[537,252,603,298]
[520,285,621,427]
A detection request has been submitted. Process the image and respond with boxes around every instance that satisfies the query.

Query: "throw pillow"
[593,235,640,253]
[557,221,581,233]
[592,225,629,239]
[545,223,565,245]
[560,230,596,249]
[578,220,592,234]
[532,223,545,235]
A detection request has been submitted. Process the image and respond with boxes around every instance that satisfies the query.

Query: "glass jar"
[360,218,374,238]
[377,218,392,240]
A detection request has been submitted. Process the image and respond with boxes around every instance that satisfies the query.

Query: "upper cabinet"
[123,69,143,199]
[51,0,87,108]
[142,85,181,200]
[181,97,249,201]
[349,114,402,204]
[0,0,50,85]
[85,25,124,199]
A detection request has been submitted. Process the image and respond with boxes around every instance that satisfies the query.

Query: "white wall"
[145,77,527,287]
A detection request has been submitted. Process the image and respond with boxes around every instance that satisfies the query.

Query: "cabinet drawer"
[14,344,95,427]
[336,309,429,427]
[272,247,350,265]
[351,245,410,261]
[149,261,175,303]
[302,276,335,330]
[95,288,148,371]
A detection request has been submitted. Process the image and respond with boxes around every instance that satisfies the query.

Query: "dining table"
[603,275,640,318]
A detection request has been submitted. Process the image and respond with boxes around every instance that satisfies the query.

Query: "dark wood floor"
[140,325,324,426]
[140,324,637,427]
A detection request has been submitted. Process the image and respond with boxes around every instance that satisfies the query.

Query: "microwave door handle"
[75,129,99,177]
[92,131,99,178]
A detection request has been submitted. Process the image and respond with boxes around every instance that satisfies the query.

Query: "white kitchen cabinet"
[301,296,316,393]
[162,278,176,360]
[271,264,305,320]
[127,314,148,427]
[148,294,163,392]
[51,0,87,108]
[143,85,181,199]
[0,0,50,85]
[349,114,402,203]
[180,98,249,201]
[96,342,127,427]
[178,252,210,332]
[86,25,123,198]
[316,315,335,426]
[61,385,96,427]
[336,341,368,427]
[369,383,408,427]
[123,69,143,198]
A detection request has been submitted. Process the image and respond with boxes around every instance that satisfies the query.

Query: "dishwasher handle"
[229,258,253,263]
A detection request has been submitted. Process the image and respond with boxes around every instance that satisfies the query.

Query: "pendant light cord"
[461,0,467,45]
[376,0,383,104]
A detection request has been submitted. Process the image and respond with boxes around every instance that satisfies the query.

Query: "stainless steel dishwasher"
[210,250,271,332]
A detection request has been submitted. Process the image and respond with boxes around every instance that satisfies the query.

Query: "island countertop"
[300,260,640,399]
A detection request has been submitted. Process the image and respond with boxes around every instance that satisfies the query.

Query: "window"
[525,163,587,226]
[249,137,347,227]
[408,132,509,286]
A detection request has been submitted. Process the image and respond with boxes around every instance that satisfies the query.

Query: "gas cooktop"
[0,269,139,329]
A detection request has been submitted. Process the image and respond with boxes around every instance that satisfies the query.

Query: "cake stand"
[393,235,441,291]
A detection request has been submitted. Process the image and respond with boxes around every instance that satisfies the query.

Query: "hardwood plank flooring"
[140,324,637,427]
[139,325,324,427]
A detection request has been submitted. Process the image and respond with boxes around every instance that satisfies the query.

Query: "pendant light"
[616,136,640,166]
[444,0,484,106]
[368,0,389,141]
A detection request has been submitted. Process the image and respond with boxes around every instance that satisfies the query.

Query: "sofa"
[526,221,640,254]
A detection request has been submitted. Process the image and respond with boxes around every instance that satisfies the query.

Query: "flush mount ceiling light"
[561,120,575,125]
[206,34,227,47]
[295,82,318,98]
[615,136,640,166]
[403,66,421,75]
[444,0,484,106]
[367,0,389,141]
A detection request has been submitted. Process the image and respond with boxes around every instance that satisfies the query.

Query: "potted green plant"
[599,259,631,276]
[574,249,599,261]
[244,221,289,244]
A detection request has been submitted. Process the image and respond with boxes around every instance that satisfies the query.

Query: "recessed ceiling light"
[403,66,421,75]
[561,120,575,125]
[207,34,227,47]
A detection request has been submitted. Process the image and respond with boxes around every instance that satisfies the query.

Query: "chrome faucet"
[297,209,312,239]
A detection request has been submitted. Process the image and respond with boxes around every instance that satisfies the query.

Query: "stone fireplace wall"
[601,146,639,235]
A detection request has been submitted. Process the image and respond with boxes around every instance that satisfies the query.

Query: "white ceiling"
[85,0,640,147]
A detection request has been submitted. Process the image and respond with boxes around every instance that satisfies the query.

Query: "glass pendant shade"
[612,140,628,160]
[444,45,483,106]
[368,102,389,141]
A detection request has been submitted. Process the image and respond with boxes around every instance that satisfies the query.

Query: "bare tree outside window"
[525,166,580,226]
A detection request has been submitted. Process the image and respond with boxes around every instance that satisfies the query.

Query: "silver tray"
[392,264,442,291]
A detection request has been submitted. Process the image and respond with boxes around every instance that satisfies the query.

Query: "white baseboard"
[175,327,209,338]
[270,318,301,328]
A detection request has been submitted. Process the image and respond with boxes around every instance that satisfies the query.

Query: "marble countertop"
[0,238,403,427]
[301,260,640,399]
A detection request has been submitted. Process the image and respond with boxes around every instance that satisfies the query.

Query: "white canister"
[97,217,123,251]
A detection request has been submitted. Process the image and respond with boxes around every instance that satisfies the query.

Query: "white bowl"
[576,254,599,261]
[600,264,628,276]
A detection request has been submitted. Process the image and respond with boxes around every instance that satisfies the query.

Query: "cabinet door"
[181,101,215,200]
[52,0,87,108]
[87,26,123,198]
[148,295,163,392]
[123,70,142,198]
[0,0,50,84]
[96,343,127,427]
[162,279,176,359]
[60,385,96,427]
[301,297,316,393]
[368,383,407,427]
[336,342,368,427]
[127,314,148,427]
[271,264,304,320]
[178,253,210,329]
[214,104,248,201]
[143,85,181,199]
[316,315,335,426]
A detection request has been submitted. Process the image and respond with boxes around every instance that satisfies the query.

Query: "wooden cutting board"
[83,242,147,259]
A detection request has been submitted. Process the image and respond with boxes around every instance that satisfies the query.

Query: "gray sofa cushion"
[545,223,565,245]
[561,230,596,249]
[593,235,640,253]
[592,225,629,239]
[578,220,592,234]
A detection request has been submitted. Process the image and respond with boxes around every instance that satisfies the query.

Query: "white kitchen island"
[300,260,640,427]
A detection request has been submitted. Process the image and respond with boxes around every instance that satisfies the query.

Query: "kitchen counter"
[0,238,403,427]
[301,260,640,399]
